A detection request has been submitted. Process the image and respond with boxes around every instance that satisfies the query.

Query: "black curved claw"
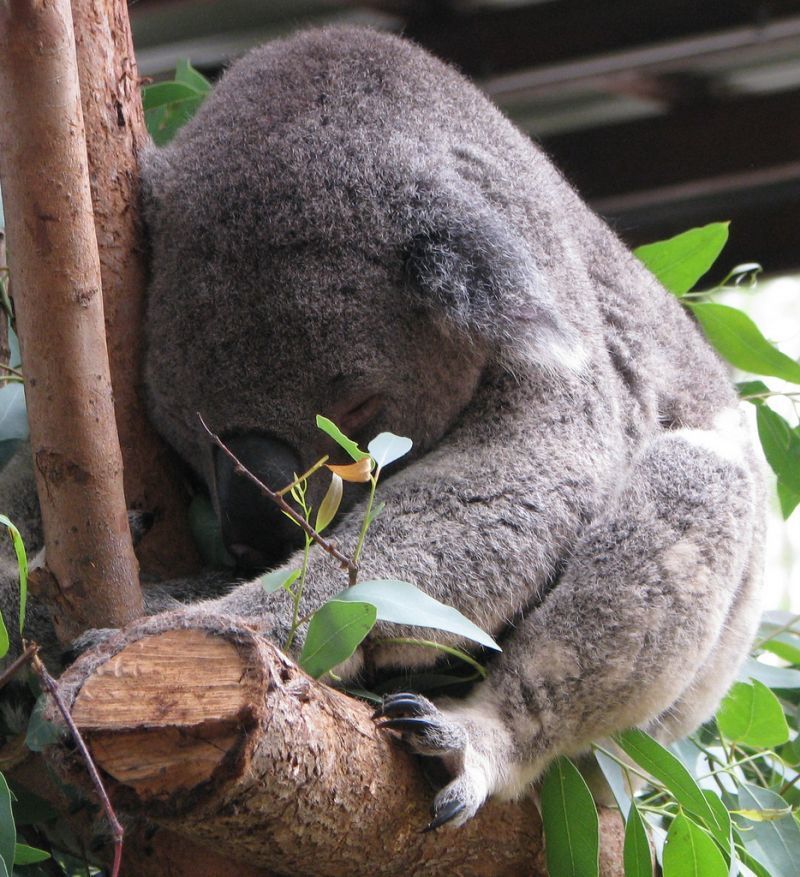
[423,798,466,832]
[375,716,435,734]
[373,694,429,719]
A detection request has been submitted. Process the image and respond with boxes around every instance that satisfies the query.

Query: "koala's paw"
[373,693,489,830]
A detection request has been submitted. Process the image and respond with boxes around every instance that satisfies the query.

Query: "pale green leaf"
[662,813,728,877]
[259,568,301,594]
[540,756,599,877]
[734,784,800,877]
[634,223,729,296]
[334,579,500,651]
[315,415,369,461]
[738,657,800,689]
[368,432,413,469]
[687,302,800,383]
[315,473,343,533]
[0,514,28,635]
[716,680,790,748]
[615,729,721,831]
[141,81,199,111]
[299,600,376,679]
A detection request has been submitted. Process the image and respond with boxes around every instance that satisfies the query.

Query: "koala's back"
[144,25,735,450]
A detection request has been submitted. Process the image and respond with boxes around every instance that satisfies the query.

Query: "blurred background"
[129,0,800,606]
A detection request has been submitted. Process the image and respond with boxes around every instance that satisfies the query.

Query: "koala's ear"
[404,207,586,373]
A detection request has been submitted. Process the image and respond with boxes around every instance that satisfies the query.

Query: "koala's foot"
[374,692,491,830]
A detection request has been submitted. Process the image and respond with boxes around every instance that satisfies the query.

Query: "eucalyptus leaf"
[540,756,599,877]
[315,473,343,532]
[755,405,800,494]
[141,81,200,111]
[13,844,50,865]
[687,302,800,384]
[623,802,652,877]
[0,514,27,634]
[326,458,373,483]
[734,783,800,877]
[24,696,63,752]
[260,568,301,594]
[662,813,728,877]
[187,493,234,569]
[633,223,729,296]
[299,600,376,679]
[777,482,800,519]
[334,579,500,650]
[716,680,790,748]
[615,729,721,831]
[593,747,632,816]
[0,774,15,874]
[703,790,733,855]
[738,657,800,689]
[174,59,211,94]
[315,415,369,461]
[368,432,413,469]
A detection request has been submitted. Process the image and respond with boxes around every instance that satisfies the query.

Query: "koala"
[0,26,765,829]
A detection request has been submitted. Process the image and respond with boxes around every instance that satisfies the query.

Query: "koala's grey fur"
[0,27,764,826]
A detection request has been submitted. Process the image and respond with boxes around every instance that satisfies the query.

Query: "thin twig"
[30,651,123,877]
[0,642,37,691]
[276,455,330,497]
[198,413,357,577]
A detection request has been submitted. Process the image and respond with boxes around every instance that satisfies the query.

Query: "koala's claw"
[423,796,466,832]
[373,693,467,756]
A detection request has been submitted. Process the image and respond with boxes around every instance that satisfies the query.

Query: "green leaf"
[623,802,652,877]
[735,783,800,877]
[0,774,15,874]
[760,633,800,665]
[24,696,62,752]
[315,473,343,533]
[315,415,369,461]
[702,790,732,855]
[615,729,721,831]
[756,405,800,494]
[662,813,728,877]
[737,380,770,400]
[738,656,800,689]
[716,680,790,748]
[299,600,376,679]
[187,493,234,569]
[174,59,211,94]
[13,844,50,865]
[0,514,27,636]
[687,302,800,383]
[334,579,500,651]
[367,432,413,470]
[259,568,301,594]
[540,756,599,877]
[141,81,200,111]
[634,223,729,296]
[777,482,800,520]
[145,96,205,146]
[593,747,632,816]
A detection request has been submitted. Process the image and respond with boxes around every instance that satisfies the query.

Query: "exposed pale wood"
[0,0,143,642]
[53,616,627,877]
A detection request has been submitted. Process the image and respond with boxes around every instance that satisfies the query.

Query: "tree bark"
[53,616,626,877]
[69,0,200,578]
[0,0,143,643]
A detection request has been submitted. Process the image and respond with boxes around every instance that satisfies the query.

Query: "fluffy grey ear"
[404,206,586,373]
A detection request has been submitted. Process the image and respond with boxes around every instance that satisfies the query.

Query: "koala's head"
[141,27,584,570]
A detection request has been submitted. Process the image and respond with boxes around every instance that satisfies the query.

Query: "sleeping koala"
[4,25,766,828]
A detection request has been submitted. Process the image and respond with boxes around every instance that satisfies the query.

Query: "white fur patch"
[673,408,746,464]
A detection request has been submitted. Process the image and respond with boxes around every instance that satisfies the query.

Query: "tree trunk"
[0,0,143,643]
[53,616,626,877]
[69,0,200,578]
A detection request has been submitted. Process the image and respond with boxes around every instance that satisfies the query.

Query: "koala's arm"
[195,372,612,660]
[376,414,763,826]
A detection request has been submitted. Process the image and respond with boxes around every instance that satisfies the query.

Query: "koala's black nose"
[214,434,305,572]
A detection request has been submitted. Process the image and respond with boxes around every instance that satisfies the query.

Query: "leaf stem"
[277,455,329,497]
[373,636,488,678]
[353,468,379,569]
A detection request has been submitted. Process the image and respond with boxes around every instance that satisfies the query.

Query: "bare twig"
[31,651,124,877]
[198,414,358,578]
[0,642,38,691]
